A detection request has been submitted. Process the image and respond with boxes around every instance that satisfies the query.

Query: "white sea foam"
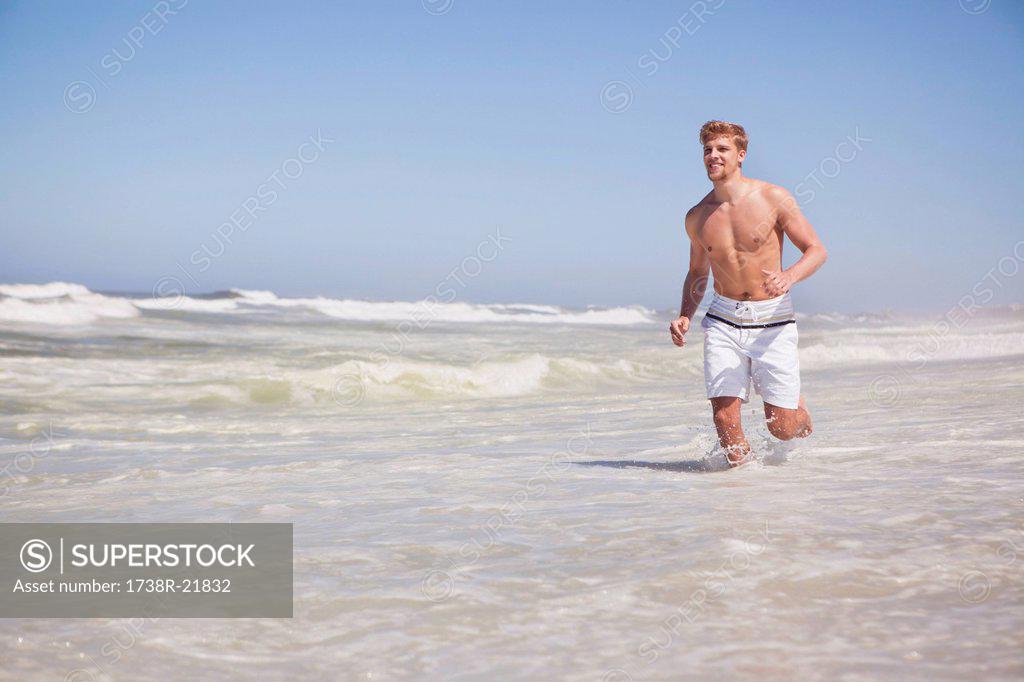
[0,281,94,299]
[799,330,1024,368]
[0,285,139,324]
[0,282,658,326]
[133,297,241,313]
[228,288,280,304]
[225,290,657,325]
[198,354,655,406]
[331,355,553,400]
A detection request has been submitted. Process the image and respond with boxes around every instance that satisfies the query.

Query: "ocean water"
[1,283,1022,681]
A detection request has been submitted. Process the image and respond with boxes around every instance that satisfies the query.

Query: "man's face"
[703,135,745,180]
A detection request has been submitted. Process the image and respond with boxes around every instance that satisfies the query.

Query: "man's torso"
[690,179,785,301]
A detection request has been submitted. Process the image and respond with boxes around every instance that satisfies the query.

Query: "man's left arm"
[762,187,828,296]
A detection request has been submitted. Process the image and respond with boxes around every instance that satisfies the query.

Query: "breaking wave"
[0,282,657,327]
[0,282,139,325]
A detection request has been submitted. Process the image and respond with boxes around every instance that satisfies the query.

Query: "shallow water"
[1,284,1022,681]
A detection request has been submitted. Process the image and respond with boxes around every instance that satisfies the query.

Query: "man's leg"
[710,396,751,466]
[751,321,809,441]
[763,396,813,440]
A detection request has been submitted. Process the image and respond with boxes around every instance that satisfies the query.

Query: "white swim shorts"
[700,292,800,409]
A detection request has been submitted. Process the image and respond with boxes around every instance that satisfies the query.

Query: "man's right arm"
[669,208,711,348]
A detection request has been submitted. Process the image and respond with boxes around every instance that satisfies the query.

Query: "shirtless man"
[668,121,828,466]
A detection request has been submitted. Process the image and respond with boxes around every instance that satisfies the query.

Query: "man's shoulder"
[684,196,713,236]
[747,179,793,205]
[686,192,716,217]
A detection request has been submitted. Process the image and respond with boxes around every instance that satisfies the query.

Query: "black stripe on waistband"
[704,313,796,329]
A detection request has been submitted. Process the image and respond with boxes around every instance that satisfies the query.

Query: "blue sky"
[1,0,1022,312]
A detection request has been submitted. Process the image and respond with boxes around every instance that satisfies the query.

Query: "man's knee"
[766,418,797,440]
[765,409,811,440]
[713,409,737,429]
[711,399,741,430]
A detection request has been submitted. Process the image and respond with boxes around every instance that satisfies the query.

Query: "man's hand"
[669,316,691,347]
[761,269,795,297]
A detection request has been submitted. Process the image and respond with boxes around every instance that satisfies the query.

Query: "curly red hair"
[699,120,748,153]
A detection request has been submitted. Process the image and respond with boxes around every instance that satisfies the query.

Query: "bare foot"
[797,395,813,437]
[724,443,752,467]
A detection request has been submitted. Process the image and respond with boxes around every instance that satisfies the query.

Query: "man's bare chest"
[697,204,779,254]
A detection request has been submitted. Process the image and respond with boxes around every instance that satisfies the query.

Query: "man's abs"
[708,246,782,301]
[695,193,784,301]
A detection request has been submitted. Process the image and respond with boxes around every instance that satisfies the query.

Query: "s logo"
[20,539,52,572]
